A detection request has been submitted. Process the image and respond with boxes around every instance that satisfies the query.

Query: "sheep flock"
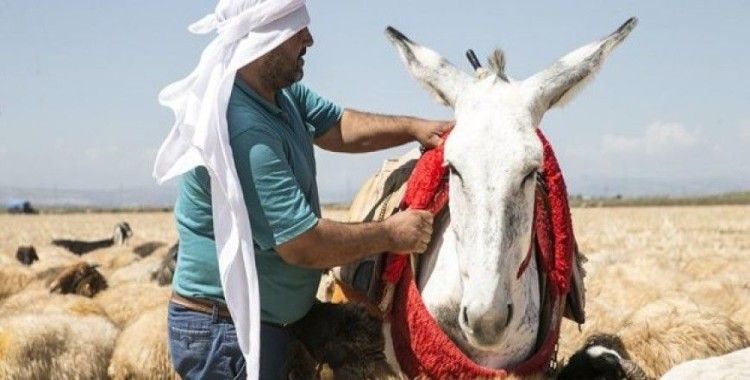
[1,206,749,379]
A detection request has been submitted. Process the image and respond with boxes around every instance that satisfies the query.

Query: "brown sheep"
[49,262,108,297]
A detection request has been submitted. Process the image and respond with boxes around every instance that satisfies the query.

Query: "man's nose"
[301,27,314,47]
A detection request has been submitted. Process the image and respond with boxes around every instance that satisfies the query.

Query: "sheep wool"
[108,305,177,380]
[0,289,107,318]
[619,298,750,379]
[95,282,171,328]
[0,313,119,379]
[107,254,167,287]
[0,265,32,301]
[660,347,750,380]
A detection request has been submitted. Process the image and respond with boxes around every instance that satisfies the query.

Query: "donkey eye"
[447,163,463,182]
[523,170,538,185]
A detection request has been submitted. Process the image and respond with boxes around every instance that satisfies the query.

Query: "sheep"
[49,261,108,297]
[80,246,140,273]
[108,305,177,380]
[51,222,133,255]
[619,298,749,379]
[0,313,119,379]
[94,282,171,328]
[289,302,401,380]
[15,245,38,266]
[0,265,32,301]
[559,297,750,380]
[0,289,107,319]
[152,242,178,286]
[0,253,84,300]
[133,241,166,258]
[660,347,750,380]
[557,333,649,380]
[107,253,166,286]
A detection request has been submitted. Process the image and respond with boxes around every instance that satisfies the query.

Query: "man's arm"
[275,209,433,269]
[315,109,452,153]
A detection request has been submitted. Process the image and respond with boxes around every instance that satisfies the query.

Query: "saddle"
[329,149,420,315]
[331,148,586,325]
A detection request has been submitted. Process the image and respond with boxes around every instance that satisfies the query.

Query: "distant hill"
[569,191,750,207]
[2,181,748,211]
[1,185,177,209]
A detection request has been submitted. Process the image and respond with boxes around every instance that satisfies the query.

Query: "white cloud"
[602,121,698,155]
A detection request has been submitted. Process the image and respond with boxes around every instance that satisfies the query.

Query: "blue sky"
[1,1,748,201]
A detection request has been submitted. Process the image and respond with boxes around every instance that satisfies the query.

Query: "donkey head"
[387,18,636,349]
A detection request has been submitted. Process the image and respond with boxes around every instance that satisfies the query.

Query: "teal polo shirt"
[172,78,342,325]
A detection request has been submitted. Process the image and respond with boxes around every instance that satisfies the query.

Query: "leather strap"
[171,292,233,319]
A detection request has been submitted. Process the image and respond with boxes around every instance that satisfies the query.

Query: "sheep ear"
[527,17,637,110]
[385,26,471,108]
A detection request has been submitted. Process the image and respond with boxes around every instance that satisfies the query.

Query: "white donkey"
[379,18,638,372]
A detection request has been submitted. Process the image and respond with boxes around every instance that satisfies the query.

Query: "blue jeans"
[167,301,292,380]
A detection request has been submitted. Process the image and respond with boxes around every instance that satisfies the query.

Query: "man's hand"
[409,119,454,149]
[384,210,434,253]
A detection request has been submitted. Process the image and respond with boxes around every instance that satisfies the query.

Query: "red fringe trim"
[384,129,578,378]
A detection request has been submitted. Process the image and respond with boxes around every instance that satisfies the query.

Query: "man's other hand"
[384,210,434,253]
[410,119,453,149]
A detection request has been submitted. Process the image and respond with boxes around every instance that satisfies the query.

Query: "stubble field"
[0,205,748,378]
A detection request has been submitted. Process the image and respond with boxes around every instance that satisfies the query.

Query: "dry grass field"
[0,205,748,378]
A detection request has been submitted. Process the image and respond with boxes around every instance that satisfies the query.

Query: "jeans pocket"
[169,325,213,351]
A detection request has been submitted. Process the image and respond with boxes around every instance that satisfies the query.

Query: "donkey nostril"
[505,304,514,328]
[461,306,469,326]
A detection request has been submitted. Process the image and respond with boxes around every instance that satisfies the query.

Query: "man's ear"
[526,17,638,110]
[385,26,471,108]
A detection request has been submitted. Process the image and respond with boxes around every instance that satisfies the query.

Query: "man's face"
[264,27,314,88]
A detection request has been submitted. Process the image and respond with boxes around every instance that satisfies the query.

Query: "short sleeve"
[230,127,318,251]
[286,83,343,138]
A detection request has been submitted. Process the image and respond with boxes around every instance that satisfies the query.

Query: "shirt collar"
[233,76,284,116]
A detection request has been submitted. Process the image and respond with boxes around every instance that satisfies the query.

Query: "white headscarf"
[153,1,309,378]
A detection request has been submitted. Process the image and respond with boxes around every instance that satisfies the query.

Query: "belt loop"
[211,303,220,322]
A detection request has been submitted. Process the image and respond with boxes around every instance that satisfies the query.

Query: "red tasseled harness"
[381,128,577,379]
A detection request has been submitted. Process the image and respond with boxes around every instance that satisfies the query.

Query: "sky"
[1,1,748,202]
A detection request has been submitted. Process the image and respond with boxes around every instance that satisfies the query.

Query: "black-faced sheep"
[51,222,132,255]
[289,302,401,380]
[557,333,649,380]
[559,298,750,380]
[15,245,38,266]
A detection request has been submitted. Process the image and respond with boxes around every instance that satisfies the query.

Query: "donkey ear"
[386,26,471,108]
[527,17,637,110]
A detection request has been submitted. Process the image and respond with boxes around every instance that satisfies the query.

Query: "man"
[156,1,447,379]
